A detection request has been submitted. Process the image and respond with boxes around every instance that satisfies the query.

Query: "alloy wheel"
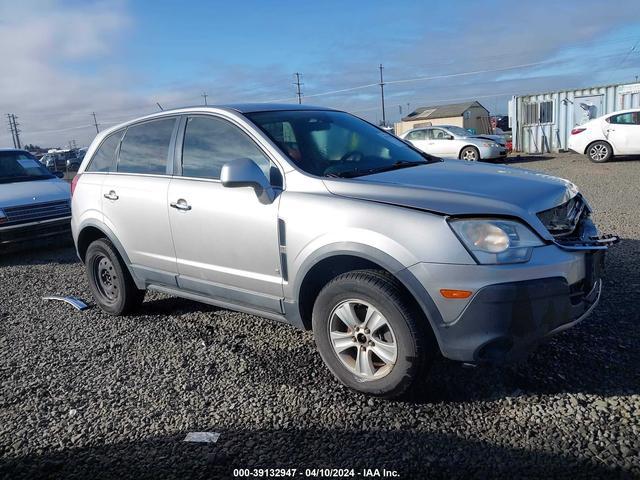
[462,149,478,161]
[589,144,608,161]
[328,299,398,380]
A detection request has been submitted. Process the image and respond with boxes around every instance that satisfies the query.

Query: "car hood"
[0,178,70,207]
[323,160,578,239]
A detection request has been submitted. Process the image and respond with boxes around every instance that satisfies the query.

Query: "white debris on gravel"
[183,432,220,443]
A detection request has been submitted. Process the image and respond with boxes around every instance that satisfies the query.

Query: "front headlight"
[449,218,544,264]
[480,142,499,148]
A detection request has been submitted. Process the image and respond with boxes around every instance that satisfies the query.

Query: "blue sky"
[2,0,640,146]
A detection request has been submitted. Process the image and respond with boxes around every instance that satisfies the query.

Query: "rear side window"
[406,130,426,140]
[86,130,123,172]
[608,112,639,125]
[118,118,176,175]
[181,116,271,180]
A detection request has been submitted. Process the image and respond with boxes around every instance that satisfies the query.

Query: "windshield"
[0,151,54,184]
[445,126,473,137]
[247,110,437,177]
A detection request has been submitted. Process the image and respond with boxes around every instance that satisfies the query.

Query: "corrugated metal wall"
[510,82,640,153]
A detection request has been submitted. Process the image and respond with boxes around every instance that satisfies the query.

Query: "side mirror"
[54,171,64,178]
[220,158,276,204]
[446,134,454,140]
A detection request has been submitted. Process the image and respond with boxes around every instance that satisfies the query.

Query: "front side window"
[432,128,450,140]
[87,130,123,172]
[118,118,176,175]
[609,112,639,125]
[181,116,272,180]
[0,151,54,184]
[248,110,434,178]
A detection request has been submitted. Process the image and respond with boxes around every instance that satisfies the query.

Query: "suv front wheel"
[85,238,145,315]
[312,270,433,398]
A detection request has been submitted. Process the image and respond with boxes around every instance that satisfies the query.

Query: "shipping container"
[509,82,640,153]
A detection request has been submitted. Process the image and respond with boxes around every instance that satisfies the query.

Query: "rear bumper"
[433,276,601,363]
[0,217,71,245]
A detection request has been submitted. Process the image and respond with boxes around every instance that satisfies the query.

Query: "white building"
[509,82,640,153]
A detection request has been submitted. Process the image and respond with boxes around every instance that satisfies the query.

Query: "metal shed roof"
[402,101,487,121]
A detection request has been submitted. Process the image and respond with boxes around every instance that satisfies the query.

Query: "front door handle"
[103,190,119,201]
[170,199,192,211]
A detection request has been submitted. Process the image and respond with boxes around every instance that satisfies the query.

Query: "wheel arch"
[76,221,144,289]
[458,144,480,159]
[290,245,445,351]
[584,139,614,155]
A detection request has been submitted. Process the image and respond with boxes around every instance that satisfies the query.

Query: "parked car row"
[39,148,86,172]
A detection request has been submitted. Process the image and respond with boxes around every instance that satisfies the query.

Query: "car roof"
[92,104,342,143]
[603,108,640,116]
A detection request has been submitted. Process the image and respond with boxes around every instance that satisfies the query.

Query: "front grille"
[2,200,71,227]
[536,194,588,237]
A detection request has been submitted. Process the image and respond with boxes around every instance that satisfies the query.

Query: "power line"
[293,73,303,104]
[91,112,99,134]
[379,64,386,127]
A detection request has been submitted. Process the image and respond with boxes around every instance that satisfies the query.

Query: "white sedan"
[568,109,640,163]
[399,125,507,161]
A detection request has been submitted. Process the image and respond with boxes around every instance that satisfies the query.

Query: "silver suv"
[71,105,615,397]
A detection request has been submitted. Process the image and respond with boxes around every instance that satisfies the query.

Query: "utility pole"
[294,72,303,104]
[202,92,208,106]
[91,112,99,134]
[379,64,387,127]
[7,114,17,148]
[11,114,21,149]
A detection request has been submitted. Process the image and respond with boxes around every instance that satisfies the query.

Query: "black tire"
[586,141,612,163]
[312,270,435,398]
[85,238,145,315]
[460,146,480,161]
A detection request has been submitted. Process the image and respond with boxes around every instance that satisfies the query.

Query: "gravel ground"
[0,152,639,479]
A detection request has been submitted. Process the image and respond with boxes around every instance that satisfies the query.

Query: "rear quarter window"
[86,130,124,172]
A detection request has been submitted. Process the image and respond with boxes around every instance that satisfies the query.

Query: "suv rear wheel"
[85,238,145,315]
[312,270,434,398]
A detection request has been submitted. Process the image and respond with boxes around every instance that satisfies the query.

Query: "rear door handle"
[103,190,119,201]
[170,199,192,211]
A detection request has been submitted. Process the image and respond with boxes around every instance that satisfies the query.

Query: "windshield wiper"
[343,160,430,178]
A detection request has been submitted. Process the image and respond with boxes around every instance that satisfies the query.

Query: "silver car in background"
[400,125,507,161]
[71,105,614,398]
[0,149,71,246]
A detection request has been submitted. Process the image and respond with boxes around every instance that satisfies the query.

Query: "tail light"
[571,128,586,135]
[71,174,81,196]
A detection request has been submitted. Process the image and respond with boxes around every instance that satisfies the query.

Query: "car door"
[167,114,283,313]
[101,117,179,286]
[605,111,640,154]
[431,128,459,158]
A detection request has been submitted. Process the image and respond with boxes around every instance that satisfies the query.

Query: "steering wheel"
[340,150,364,163]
